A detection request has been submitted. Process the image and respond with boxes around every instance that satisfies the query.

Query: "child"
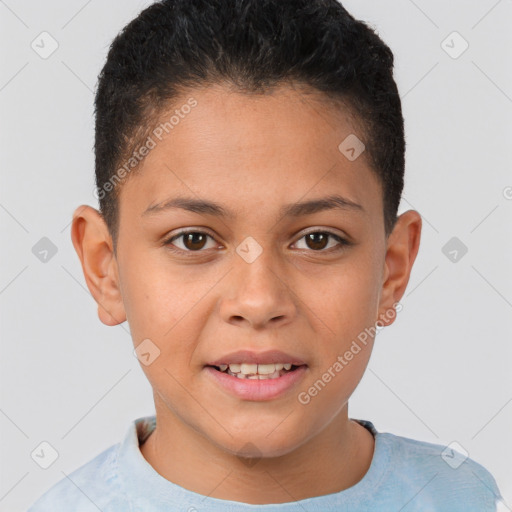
[28,0,504,510]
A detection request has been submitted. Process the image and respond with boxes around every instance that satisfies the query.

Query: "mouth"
[206,362,306,380]
[203,351,308,401]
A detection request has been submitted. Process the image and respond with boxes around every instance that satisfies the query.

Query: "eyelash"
[163,229,351,256]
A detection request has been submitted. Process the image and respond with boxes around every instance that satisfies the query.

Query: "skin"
[71,83,421,504]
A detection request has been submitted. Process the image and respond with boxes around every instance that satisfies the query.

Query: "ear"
[377,209,422,327]
[70,205,127,326]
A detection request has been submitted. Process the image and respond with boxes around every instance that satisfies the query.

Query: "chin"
[211,427,305,460]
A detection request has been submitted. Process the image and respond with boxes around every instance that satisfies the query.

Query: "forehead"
[118,83,382,224]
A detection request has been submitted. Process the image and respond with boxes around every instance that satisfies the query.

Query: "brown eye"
[182,232,208,250]
[165,231,217,252]
[305,233,329,250]
[294,231,348,252]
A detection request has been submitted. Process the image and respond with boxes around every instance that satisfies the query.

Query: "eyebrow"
[142,194,364,219]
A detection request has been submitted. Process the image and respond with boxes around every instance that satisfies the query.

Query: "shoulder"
[27,442,127,512]
[378,430,503,510]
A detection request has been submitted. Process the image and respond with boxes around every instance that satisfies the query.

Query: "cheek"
[118,253,218,368]
[118,250,191,329]
[318,254,382,343]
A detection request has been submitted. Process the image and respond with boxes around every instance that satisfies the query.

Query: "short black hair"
[94,0,405,250]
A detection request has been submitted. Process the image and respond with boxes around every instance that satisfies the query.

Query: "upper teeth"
[219,363,293,374]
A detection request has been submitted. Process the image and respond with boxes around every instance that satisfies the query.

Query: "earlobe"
[70,205,127,327]
[377,210,422,327]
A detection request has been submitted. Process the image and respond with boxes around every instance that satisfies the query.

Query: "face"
[73,84,421,459]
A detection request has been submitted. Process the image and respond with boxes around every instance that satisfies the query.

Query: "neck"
[140,399,375,505]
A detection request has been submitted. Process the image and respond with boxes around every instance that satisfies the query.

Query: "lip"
[204,364,308,401]
[206,349,307,366]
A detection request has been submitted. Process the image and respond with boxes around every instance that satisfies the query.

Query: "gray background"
[1,0,511,510]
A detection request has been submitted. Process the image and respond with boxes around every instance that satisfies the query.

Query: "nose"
[218,246,298,330]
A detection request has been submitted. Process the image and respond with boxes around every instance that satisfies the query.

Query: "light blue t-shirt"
[27,415,504,511]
